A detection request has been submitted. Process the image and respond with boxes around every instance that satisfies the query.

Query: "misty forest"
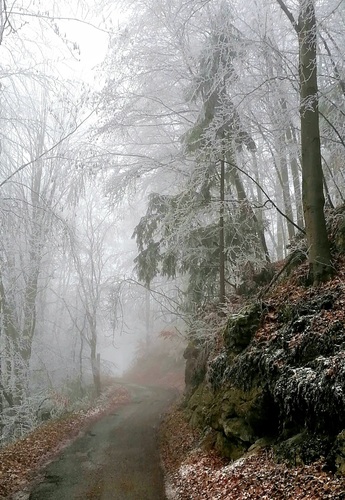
[1,0,345,498]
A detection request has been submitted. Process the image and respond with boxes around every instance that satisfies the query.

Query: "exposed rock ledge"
[183,281,345,475]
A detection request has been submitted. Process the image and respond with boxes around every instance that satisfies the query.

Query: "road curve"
[27,384,176,500]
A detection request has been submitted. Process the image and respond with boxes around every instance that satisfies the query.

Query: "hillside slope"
[161,214,345,498]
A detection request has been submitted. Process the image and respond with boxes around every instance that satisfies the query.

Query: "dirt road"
[27,384,176,500]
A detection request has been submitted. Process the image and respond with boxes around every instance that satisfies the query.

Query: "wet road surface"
[27,384,176,500]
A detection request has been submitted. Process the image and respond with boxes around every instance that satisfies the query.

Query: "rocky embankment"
[184,242,345,475]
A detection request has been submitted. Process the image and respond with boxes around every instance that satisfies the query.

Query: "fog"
[2,0,344,446]
[0,0,188,444]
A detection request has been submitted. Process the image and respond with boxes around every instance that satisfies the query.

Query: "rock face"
[223,303,262,353]
[184,341,210,396]
[183,286,345,474]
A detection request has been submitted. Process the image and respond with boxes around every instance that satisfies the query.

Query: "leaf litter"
[160,406,345,499]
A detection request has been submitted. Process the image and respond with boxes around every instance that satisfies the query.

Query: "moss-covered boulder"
[330,206,345,253]
[214,431,247,460]
[334,430,345,476]
[224,303,262,353]
[184,341,210,395]
[185,382,213,429]
[275,430,333,467]
[203,384,276,459]
[207,351,229,391]
[335,218,345,252]
[183,262,345,474]
[209,386,263,424]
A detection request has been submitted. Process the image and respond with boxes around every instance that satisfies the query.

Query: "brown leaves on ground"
[160,401,201,472]
[0,385,130,499]
[161,407,345,499]
[255,255,345,344]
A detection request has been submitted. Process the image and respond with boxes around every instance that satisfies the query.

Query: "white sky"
[59,17,110,81]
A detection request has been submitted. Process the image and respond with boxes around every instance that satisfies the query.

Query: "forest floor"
[160,404,345,499]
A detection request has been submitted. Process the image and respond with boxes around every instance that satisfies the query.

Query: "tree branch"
[319,32,345,97]
[0,109,96,189]
[276,0,299,33]
[222,158,306,235]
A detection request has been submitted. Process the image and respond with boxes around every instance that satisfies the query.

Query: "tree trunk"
[219,158,225,305]
[275,181,286,260]
[277,131,295,240]
[298,0,332,283]
[90,335,101,398]
[285,123,304,228]
[145,287,151,348]
[252,152,263,226]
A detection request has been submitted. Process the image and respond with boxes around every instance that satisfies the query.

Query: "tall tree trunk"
[275,180,286,260]
[252,152,263,226]
[279,98,304,229]
[219,158,225,305]
[90,331,101,398]
[277,0,332,283]
[285,123,304,228]
[298,0,332,283]
[145,287,151,348]
[277,132,295,240]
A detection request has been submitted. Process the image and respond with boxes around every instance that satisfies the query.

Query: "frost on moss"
[184,288,345,471]
[207,352,228,391]
[228,319,345,436]
[223,303,262,353]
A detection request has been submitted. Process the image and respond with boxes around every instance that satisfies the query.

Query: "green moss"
[224,303,262,353]
[214,431,247,460]
[184,341,209,394]
[186,382,214,429]
[335,217,345,253]
[248,437,273,455]
[277,303,295,323]
[223,417,254,443]
[203,384,272,457]
[334,430,345,476]
[275,431,333,467]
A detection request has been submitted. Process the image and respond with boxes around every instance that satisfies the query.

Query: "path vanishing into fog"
[27,384,176,500]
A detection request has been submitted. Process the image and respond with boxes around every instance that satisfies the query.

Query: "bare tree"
[70,191,118,396]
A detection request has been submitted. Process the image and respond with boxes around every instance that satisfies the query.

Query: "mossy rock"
[210,385,263,423]
[285,248,307,276]
[248,437,273,455]
[187,382,213,411]
[224,303,262,353]
[214,431,247,460]
[186,382,214,429]
[275,431,307,466]
[207,385,272,452]
[207,351,229,391]
[223,417,254,443]
[275,430,333,467]
[335,217,345,253]
[184,341,210,393]
[334,430,345,476]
